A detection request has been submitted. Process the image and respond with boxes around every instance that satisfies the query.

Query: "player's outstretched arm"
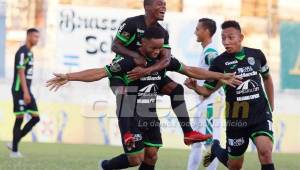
[184,78,221,97]
[46,68,107,91]
[262,74,274,111]
[181,64,242,87]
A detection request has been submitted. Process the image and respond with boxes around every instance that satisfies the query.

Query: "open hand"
[46,73,69,91]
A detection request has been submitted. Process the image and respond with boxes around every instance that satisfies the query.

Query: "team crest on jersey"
[247,57,255,65]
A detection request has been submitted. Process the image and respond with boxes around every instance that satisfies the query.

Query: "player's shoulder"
[156,22,168,34]
[125,15,144,23]
[243,46,262,55]
[17,45,28,53]
[204,44,218,55]
[213,51,227,62]
[243,46,265,59]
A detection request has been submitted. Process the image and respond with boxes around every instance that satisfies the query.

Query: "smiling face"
[141,37,164,59]
[221,27,243,54]
[145,0,166,21]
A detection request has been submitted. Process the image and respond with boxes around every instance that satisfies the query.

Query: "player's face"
[28,32,40,46]
[221,27,243,54]
[148,0,166,21]
[142,38,164,58]
[194,22,207,42]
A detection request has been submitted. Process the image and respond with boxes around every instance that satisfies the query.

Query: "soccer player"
[185,20,275,170]
[187,18,225,170]
[111,0,210,144]
[46,26,241,170]
[8,28,40,158]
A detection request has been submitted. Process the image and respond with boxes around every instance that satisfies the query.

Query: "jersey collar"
[235,47,246,61]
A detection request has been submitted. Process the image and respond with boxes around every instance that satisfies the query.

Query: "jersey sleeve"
[166,56,184,73]
[204,48,218,66]
[15,50,26,69]
[203,59,222,90]
[116,18,136,46]
[104,56,135,78]
[258,50,270,76]
[163,30,171,49]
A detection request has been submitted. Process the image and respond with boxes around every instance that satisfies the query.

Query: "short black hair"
[144,0,155,7]
[144,26,165,40]
[27,28,39,35]
[198,18,217,36]
[221,20,241,32]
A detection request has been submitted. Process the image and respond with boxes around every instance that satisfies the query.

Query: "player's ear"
[240,33,244,42]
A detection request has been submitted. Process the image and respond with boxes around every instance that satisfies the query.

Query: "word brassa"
[59,9,123,54]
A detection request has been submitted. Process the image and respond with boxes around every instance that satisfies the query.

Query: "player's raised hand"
[184,78,197,90]
[46,73,69,91]
[220,73,242,88]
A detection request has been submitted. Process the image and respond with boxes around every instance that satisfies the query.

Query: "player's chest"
[223,56,261,79]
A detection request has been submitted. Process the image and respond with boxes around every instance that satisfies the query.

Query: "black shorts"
[12,92,38,115]
[226,119,273,158]
[159,75,177,95]
[120,118,162,155]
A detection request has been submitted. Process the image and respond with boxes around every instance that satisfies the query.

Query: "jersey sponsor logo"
[237,94,260,101]
[236,79,259,95]
[140,76,161,81]
[225,60,238,66]
[137,84,158,103]
[140,72,161,81]
[247,57,255,65]
[237,66,253,73]
[228,137,245,146]
[139,84,158,94]
[237,66,258,78]
[238,71,258,78]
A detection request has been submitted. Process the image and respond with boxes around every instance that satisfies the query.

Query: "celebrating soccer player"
[185,20,275,170]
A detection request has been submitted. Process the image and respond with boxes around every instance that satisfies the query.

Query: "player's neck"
[201,38,212,49]
[25,42,33,50]
[144,14,157,27]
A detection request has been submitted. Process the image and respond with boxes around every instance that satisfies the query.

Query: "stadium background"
[0,0,300,167]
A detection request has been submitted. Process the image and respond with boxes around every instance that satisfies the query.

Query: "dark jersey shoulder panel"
[116,15,170,50]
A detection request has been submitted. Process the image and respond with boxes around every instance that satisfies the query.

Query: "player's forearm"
[111,40,139,58]
[183,66,223,80]
[263,74,274,111]
[145,49,171,74]
[18,69,30,94]
[67,68,107,82]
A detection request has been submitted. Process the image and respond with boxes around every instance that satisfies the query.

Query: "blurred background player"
[111,0,211,145]
[8,28,41,158]
[186,18,225,170]
[188,20,275,170]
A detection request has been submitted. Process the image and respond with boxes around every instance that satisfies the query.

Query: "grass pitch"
[0,142,299,170]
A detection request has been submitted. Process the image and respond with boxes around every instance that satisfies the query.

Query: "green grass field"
[0,142,299,170]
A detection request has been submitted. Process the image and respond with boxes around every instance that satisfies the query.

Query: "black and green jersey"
[105,55,183,119]
[12,45,34,93]
[204,47,272,127]
[116,15,170,50]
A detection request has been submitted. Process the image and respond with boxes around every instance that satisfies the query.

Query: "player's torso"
[13,46,34,91]
[219,48,271,124]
